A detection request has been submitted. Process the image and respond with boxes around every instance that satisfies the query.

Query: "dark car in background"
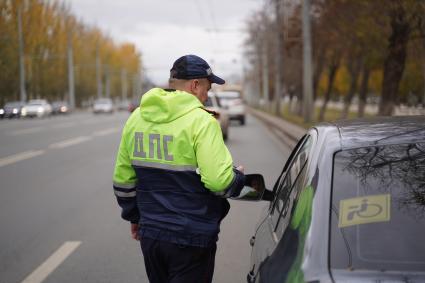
[235,116,425,283]
[51,101,70,115]
[0,101,25,119]
[128,99,140,113]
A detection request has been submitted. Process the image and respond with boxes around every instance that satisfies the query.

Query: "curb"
[248,107,306,148]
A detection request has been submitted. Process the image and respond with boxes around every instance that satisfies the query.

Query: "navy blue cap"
[170,55,225,85]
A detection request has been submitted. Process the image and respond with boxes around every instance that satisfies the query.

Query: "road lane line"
[0,150,45,168]
[92,127,121,137]
[21,241,81,283]
[9,127,43,136]
[48,136,92,149]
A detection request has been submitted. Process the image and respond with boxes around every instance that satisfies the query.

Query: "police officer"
[113,54,245,283]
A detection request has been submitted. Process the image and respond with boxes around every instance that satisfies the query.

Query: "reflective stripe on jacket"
[113,88,245,247]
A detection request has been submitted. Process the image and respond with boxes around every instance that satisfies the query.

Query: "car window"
[269,135,308,198]
[271,136,312,230]
[330,143,425,272]
[274,164,308,238]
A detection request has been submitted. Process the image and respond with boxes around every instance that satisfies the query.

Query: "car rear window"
[330,143,425,272]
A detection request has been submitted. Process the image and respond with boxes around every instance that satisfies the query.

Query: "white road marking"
[0,150,45,168]
[48,136,92,149]
[92,127,120,137]
[9,127,43,136]
[21,241,81,283]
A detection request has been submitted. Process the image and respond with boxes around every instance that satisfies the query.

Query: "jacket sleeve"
[113,126,140,223]
[194,116,245,198]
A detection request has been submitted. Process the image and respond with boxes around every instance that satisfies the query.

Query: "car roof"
[315,116,425,150]
[215,91,240,97]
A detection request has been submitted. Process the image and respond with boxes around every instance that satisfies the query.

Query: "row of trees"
[244,0,425,118]
[0,0,142,107]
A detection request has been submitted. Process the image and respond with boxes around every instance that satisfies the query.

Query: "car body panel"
[248,116,425,283]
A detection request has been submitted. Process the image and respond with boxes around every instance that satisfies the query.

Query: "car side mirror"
[232,174,273,201]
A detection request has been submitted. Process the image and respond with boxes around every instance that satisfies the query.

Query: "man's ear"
[189,79,199,93]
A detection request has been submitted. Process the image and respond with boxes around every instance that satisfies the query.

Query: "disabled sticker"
[339,194,391,228]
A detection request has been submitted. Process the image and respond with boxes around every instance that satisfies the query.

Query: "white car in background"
[21,99,52,118]
[205,93,230,141]
[93,98,114,114]
[215,90,246,125]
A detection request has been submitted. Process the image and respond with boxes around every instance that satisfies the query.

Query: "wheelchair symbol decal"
[339,194,391,228]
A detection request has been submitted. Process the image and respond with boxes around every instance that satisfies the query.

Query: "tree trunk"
[379,2,410,116]
[341,56,362,119]
[319,53,340,121]
[313,48,326,102]
[358,66,370,118]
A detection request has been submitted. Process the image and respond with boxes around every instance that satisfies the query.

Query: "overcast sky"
[67,0,263,86]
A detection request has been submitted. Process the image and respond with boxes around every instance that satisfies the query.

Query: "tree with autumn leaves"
[244,0,425,118]
[0,0,142,107]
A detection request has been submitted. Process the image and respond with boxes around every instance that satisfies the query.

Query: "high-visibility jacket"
[113,88,245,247]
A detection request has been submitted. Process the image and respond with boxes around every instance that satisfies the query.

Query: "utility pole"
[121,68,128,100]
[423,60,425,107]
[302,0,313,122]
[132,74,138,100]
[105,65,110,98]
[17,5,27,103]
[138,66,143,96]
[96,44,102,98]
[262,43,269,110]
[67,28,75,109]
[274,0,283,116]
[423,40,425,107]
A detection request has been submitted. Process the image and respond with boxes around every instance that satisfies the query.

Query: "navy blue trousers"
[140,238,217,283]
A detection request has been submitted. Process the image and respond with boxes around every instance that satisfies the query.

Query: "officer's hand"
[236,165,244,173]
[131,223,140,241]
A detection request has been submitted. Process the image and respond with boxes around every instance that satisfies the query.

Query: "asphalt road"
[0,111,291,283]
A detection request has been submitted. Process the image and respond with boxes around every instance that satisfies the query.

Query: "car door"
[248,134,314,283]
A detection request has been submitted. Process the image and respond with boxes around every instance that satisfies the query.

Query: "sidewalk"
[248,107,306,148]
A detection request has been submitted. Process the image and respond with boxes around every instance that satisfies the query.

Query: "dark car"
[51,101,70,115]
[128,99,140,113]
[0,101,25,119]
[236,116,425,283]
